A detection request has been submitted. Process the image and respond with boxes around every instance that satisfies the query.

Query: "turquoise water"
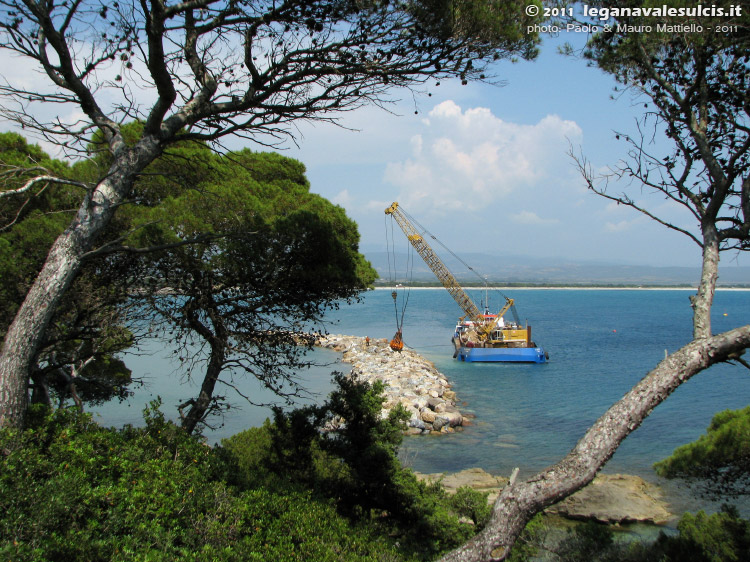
[92,288,750,510]
[325,289,750,476]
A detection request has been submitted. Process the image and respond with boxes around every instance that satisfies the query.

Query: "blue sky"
[2,27,744,271]
[283,31,741,270]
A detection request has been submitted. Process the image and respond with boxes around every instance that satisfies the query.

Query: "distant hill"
[366,251,750,287]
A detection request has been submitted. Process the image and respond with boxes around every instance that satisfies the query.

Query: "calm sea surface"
[92,288,750,511]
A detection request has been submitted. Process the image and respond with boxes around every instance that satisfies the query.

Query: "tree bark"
[438,324,750,562]
[0,140,160,428]
[0,196,98,426]
[176,298,229,435]
[691,227,720,339]
[180,342,226,435]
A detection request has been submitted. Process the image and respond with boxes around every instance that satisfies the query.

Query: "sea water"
[325,290,750,470]
[91,288,750,510]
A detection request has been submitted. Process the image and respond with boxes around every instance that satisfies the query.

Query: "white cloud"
[409,134,423,157]
[381,101,582,213]
[512,211,560,226]
[331,189,353,208]
[605,220,635,232]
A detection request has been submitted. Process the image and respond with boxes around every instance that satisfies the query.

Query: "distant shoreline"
[371,285,750,291]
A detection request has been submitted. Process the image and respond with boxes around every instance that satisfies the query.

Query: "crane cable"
[385,214,412,351]
[387,215,412,331]
[398,207,517,317]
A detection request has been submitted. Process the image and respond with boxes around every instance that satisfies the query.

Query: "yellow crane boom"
[385,201,485,325]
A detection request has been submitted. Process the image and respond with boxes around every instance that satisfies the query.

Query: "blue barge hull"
[456,345,547,363]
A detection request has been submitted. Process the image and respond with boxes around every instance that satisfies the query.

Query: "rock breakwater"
[316,335,468,434]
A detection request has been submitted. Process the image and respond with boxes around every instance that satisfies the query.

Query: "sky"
[1,27,746,272]
[279,31,739,270]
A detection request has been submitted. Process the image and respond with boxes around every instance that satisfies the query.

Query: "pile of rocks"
[316,334,468,434]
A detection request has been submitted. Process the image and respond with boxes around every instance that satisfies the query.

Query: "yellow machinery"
[385,201,516,344]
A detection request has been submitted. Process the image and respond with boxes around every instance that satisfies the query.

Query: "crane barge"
[385,202,547,363]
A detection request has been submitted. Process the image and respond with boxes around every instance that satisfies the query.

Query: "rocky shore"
[316,334,468,434]
[416,468,674,525]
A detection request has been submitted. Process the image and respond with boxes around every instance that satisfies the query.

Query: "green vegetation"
[656,407,750,499]
[0,132,136,409]
[0,377,498,562]
[553,508,750,562]
[0,404,404,562]
[223,374,494,559]
[7,383,748,562]
[119,142,377,433]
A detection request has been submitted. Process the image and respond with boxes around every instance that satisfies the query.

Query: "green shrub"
[653,505,750,562]
[224,374,489,559]
[219,420,276,489]
[551,506,750,562]
[553,521,618,562]
[655,407,750,499]
[449,486,492,528]
[0,403,405,562]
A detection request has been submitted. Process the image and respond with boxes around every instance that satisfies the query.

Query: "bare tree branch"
[568,143,704,247]
[0,173,90,199]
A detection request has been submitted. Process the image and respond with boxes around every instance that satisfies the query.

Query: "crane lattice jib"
[385,202,483,324]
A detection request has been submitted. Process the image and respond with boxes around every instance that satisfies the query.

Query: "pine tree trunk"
[0,136,165,428]
[691,227,720,339]
[439,323,750,561]
[0,150,153,428]
[181,304,229,435]
[180,346,226,435]
[0,199,96,426]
